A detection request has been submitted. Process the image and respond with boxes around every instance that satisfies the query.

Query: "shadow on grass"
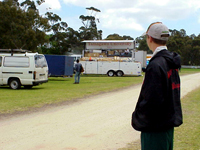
[0,86,45,90]
[48,77,73,81]
[49,79,72,82]
[82,74,143,78]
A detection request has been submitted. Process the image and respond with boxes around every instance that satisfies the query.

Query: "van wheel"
[116,71,124,77]
[24,85,33,89]
[9,79,21,89]
[107,70,115,77]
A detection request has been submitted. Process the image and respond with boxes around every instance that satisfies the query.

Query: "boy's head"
[145,22,170,46]
[146,22,170,41]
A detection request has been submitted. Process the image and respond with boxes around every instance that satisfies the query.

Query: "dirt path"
[0,73,200,150]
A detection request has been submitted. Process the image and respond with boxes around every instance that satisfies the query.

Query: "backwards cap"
[146,22,170,41]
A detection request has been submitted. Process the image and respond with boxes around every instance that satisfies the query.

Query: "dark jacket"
[131,50,183,132]
[74,63,82,72]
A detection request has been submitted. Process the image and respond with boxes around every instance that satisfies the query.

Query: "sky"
[5,0,200,39]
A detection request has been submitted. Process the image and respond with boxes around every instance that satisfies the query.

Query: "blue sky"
[7,0,200,39]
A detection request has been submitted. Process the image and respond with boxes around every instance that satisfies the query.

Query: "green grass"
[0,68,199,114]
[179,68,200,75]
[174,87,200,149]
[0,75,143,114]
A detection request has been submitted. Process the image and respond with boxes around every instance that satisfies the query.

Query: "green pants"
[141,128,174,150]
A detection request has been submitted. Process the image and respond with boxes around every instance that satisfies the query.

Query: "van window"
[4,57,29,67]
[35,55,47,68]
[73,56,81,61]
[0,56,2,66]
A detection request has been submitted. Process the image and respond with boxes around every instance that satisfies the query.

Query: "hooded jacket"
[131,50,183,132]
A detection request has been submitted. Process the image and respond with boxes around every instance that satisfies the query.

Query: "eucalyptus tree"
[105,34,124,40]
[44,11,69,54]
[0,0,50,51]
[79,7,102,40]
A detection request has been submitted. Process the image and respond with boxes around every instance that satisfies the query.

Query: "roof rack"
[0,49,32,53]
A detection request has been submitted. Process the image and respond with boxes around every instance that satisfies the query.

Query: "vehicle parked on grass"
[80,60,141,76]
[69,54,82,61]
[0,49,48,89]
[80,40,142,76]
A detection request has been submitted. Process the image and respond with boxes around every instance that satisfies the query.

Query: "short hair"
[76,59,79,63]
[148,35,167,45]
[152,37,167,45]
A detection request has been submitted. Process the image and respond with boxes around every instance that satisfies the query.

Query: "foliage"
[79,7,102,40]
[136,36,152,54]
[136,29,200,65]
[105,34,134,40]
[41,11,69,55]
[0,0,49,51]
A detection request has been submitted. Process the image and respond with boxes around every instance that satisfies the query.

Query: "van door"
[34,55,48,82]
[0,56,2,85]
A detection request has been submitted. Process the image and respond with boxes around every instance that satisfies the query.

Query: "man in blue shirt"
[74,59,82,84]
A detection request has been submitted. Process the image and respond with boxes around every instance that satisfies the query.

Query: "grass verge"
[0,75,143,114]
[179,68,200,75]
[0,68,199,114]
[174,87,200,149]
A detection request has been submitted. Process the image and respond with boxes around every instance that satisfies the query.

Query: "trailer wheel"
[9,78,21,89]
[116,70,124,77]
[107,70,115,77]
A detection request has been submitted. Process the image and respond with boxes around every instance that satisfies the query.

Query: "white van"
[70,54,82,61]
[0,51,48,89]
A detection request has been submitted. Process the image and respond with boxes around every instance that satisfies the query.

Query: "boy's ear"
[149,36,153,43]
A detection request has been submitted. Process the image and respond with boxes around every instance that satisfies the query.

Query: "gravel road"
[0,73,200,150]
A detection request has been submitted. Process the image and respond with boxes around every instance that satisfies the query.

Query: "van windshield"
[35,55,48,68]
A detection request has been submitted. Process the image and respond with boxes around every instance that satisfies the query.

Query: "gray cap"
[146,23,170,41]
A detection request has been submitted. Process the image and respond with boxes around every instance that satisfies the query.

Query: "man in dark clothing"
[131,22,183,150]
[74,59,82,84]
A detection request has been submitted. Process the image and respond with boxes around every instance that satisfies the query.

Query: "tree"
[105,34,134,40]
[43,12,69,54]
[79,7,102,40]
[136,29,200,65]
[0,0,50,51]
[135,36,151,53]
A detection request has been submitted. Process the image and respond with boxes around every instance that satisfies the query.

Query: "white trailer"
[80,60,141,76]
[81,40,142,76]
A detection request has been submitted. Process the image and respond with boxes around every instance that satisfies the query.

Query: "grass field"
[0,74,143,114]
[0,68,199,114]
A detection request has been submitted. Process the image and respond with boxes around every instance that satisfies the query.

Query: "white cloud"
[15,0,61,14]
[38,0,61,14]
[62,0,200,32]
[44,0,61,10]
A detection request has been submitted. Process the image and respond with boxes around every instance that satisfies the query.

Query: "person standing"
[74,59,82,84]
[131,22,183,150]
